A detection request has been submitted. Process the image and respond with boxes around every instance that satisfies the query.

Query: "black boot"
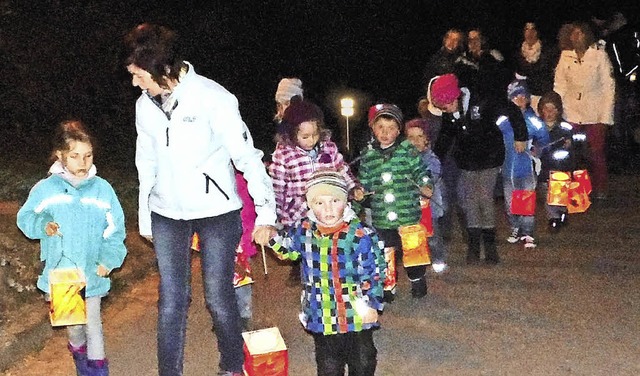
[482,228,500,265]
[410,276,428,299]
[466,228,482,264]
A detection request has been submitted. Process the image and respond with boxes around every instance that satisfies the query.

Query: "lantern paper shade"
[399,224,431,267]
[420,198,434,237]
[382,247,397,293]
[243,327,288,376]
[49,268,87,326]
[547,171,571,206]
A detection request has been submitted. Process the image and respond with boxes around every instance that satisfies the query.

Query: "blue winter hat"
[507,79,530,101]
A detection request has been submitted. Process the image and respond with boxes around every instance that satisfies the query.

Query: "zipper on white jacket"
[203,173,229,199]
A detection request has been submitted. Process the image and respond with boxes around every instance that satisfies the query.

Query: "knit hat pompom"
[430,74,462,107]
[507,79,530,101]
[305,169,348,203]
[368,103,404,130]
[275,78,304,104]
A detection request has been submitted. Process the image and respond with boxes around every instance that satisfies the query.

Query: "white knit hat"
[275,78,304,104]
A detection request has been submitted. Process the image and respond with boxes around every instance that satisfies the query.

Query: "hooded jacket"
[17,162,127,297]
[134,62,276,236]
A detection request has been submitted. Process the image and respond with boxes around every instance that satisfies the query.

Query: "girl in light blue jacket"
[17,120,126,376]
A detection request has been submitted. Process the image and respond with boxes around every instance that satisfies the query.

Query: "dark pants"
[313,330,377,376]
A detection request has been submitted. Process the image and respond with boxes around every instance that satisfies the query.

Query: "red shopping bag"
[510,189,536,216]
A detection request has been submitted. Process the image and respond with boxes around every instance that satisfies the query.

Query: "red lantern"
[419,198,434,237]
[572,170,592,195]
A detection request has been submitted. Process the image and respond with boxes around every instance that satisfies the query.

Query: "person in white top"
[123,23,276,376]
[554,21,615,199]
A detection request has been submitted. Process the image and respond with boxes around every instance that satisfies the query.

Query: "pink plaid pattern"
[269,140,357,227]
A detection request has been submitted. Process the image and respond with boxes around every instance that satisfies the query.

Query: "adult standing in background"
[458,28,510,100]
[123,23,276,376]
[432,74,528,265]
[423,29,466,91]
[514,22,559,114]
[554,21,615,199]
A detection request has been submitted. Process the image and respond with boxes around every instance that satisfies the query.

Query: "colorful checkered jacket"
[358,139,429,229]
[268,139,358,227]
[269,212,386,335]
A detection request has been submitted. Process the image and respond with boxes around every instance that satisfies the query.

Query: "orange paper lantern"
[547,171,571,206]
[398,224,431,267]
[567,181,591,213]
[243,327,288,376]
[382,247,397,293]
[49,268,87,327]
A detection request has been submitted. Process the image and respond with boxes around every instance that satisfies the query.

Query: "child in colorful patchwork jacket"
[268,97,362,283]
[267,169,386,376]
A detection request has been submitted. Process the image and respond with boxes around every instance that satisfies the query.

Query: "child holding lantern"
[357,104,433,299]
[266,169,386,376]
[502,80,550,248]
[17,120,127,376]
[537,91,575,232]
[404,117,448,273]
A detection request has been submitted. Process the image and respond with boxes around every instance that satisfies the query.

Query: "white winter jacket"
[554,46,615,125]
[134,62,276,236]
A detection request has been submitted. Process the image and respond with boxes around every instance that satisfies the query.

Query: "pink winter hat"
[430,74,462,106]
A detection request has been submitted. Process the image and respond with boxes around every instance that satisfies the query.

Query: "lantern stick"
[260,244,268,275]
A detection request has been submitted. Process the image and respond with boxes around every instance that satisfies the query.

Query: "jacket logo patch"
[183,116,196,122]
[470,106,481,120]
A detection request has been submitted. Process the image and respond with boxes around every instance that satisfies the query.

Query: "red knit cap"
[430,74,462,106]
[404,118,430,136]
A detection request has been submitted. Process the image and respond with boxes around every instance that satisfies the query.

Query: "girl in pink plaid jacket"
[268,97,361,229]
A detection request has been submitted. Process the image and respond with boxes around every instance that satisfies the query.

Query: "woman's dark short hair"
[123,23,184,88]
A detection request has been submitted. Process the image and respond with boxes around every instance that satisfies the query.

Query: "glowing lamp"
[547,171,571,206]
[340,97,355,151]
[243,327,288,376]
[49,268,87,326]
[398,224,431,267]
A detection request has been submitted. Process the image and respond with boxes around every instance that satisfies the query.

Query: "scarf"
[521,40,542,64]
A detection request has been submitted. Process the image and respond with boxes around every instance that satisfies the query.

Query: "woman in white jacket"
[554,21,615,199]
[124,23,276,376]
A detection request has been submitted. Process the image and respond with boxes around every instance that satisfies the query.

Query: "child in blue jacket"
[17,120,127,376]
[501,80,550,248]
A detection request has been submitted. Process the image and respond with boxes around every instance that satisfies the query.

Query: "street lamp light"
[340,97,354,152]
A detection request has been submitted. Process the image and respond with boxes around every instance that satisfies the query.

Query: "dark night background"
[1,0,637,167]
